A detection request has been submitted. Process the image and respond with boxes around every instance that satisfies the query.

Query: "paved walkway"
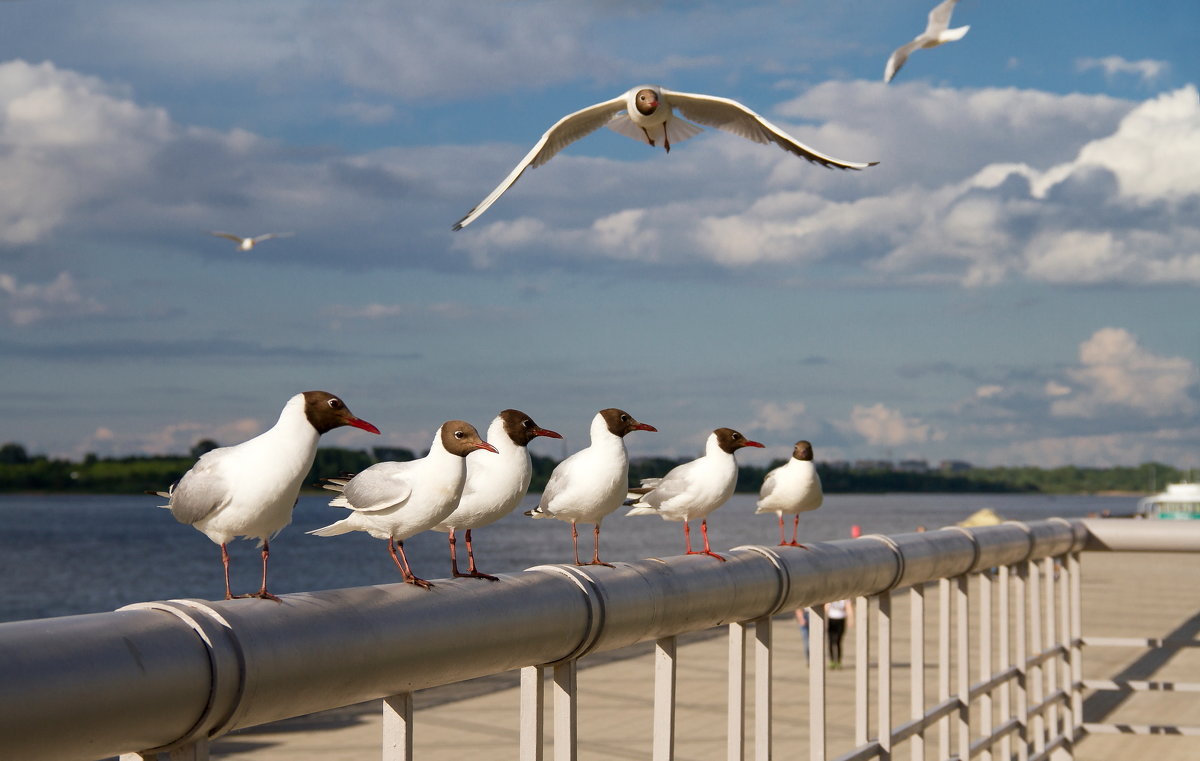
[209,551,1200,761]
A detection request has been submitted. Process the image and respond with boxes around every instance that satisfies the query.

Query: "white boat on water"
[1136,482,1200,519]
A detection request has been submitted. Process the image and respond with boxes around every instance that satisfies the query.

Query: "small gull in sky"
[155,391,379,601]
[453,85,878,229]
[755,440,824,547]
[208,231,295,251]
[884,0,970,83]
[309,420,497,589]
[625,427,764,561]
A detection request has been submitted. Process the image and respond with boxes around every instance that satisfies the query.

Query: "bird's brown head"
[600,408,657,437]
[499,409,563,447]
[714,428,765,454]
[634,88,660,116]
[792,440,814,461]
[301,391,380,435]
[440,420,498,457]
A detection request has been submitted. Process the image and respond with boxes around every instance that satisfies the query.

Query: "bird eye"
[327,398,343,409]
[620,415,629,422]
[454,430,465,439]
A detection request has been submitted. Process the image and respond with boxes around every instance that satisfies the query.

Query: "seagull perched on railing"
[884,0,970,83]
[310,421,497,589]
[208,231,295,251]
[625,428,764,561]
[452,84,878,229]
[755,440,823,547]
[431,409,562,580]
[156,391,379,601]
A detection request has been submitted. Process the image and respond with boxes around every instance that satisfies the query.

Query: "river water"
[0,491,1136,623]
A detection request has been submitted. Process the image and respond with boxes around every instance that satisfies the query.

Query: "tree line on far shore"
[0,441,1188,496]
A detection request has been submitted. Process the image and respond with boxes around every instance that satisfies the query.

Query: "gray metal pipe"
[0,519,1095,761]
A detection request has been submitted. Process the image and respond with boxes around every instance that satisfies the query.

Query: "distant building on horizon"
[940,459,973,473]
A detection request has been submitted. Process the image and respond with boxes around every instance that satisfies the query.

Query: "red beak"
[475,441,499,454]
[535,428,563,439]
[744,440,765,448]
[634,423,658,432]
[349,418,381,435]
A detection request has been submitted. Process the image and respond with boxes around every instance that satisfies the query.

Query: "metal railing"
[1,518,1198,761]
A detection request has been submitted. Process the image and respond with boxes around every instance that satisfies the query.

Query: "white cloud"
[1050,328,1199,418]
[976,385,1005,399]
[748,401,809,434]
[81,417,264,458]
[0,271,106,326]
[845,403,943,447]
[1077,56,1169,85]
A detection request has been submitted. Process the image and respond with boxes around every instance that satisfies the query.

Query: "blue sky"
[1,1,1197,469]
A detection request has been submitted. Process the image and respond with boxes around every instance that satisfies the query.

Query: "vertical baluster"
[1015,561,1029,761]
[809,605,828,761]
[1043,557,1059,739]
[855,596,870,748]
[877,592,892,761]
[938,578,951,760]
[1068,551,1083,744]
[1058,554,1073,752]
[980,569,993,761]
[998,565,1012,761]
[755,615,773,761]
[729,621,748,761]
[520,666,545,761]
[955,575,970,761]
[382,692,413,761]
[910,584,926,761]
[654,636,677,761]
[1028,559,1045,755]
[553,661,578,761]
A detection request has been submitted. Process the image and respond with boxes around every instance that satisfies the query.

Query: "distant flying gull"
[452,85,879,230]
[208,231,295,251]
[755,440,823,547]
[431,409,562,580]
[625,428,763,561]
[884,0,970,83]
[526,408,656,566]
[309,420,497,589]
[156,391,379,601]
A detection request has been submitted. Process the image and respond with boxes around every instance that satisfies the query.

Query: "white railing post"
[1058,553,1073,751]
[654,636,677,761]
[956,575,970,761]
[553,661,578,761]
[809,605,828,761]
[1044,556,1060,739]
[910,583,926,761]
[1069,551,1083,740]
[1028,559,1045,755]
[938,577,951,760]
[998,564,1013,761]
[755,616,773,761]
[382,692,413,761]
[729,621,748,761]
[878,591,892,761]
[980,569,994,761]
[856,596,870,747]
[520,666,545,761]
[1015,560,1030,761]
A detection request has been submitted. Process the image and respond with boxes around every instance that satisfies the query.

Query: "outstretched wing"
[208,231,245,244]
[453,95,627,230]
[252,232,295,243]
[663,89,877,170]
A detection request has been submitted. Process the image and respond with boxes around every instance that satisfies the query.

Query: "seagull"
[884,0,970,83]
[431,409,562,580]
[156,391,379,601]
[452,85,879,229]
[208,231,295,251]
[755,440,824,547]
[308,421,497,589]
[625,428,763,561]
[525,408,657,566]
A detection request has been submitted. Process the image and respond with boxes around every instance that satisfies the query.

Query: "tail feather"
[307,519,354,537]
[525,506,550,519]
[625,505,658,517]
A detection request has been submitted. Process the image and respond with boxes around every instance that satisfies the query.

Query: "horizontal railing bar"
[1081,519,1200,552]
[968,718,1021,758]
[831,740,883,761]
[1083,636,1200,649]
[890,697,962,744]
[1028,688,1069,719]
[968,665,1020,700]
[1026,644,1067,669]
[1082,722,1200,736]
[1028,732,1069,761]
[1083,678,1200,693]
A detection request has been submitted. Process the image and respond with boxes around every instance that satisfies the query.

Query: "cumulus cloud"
[845,403,944,447]
[1077,56,1169,85]
[1050,328,1199,418]
[0,271,106,326]
[748,400,809,434]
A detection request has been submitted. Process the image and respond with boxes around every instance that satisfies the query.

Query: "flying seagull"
[452,85,878,230]
[884,0,970,83]
[209,231,295,251]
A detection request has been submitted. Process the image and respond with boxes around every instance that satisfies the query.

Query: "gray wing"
[252,232,295,243]
[335,461,414,512]
[163,452,230,525]
[758,467,781,502]
[926,0,960,32]
[453,94,627,230]
[884,39,921,82]
[208,231,245,243]
[664,90,877,170]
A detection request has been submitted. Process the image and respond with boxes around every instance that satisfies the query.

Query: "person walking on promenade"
[826,598,853,668]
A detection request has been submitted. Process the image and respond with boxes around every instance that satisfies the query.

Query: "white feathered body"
[309,435,468,542]
[434,415,532,532]
[530,413,629,525]
[626,435,739,522]
[161,393,318,546]
[755,459,823,516]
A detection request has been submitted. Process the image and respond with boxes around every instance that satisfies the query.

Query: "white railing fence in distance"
[2,518,1199,761]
